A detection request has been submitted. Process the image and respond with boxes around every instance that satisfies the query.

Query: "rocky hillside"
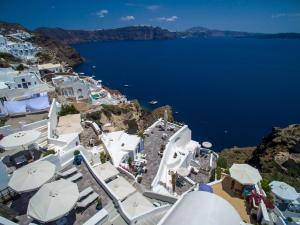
[220,124,300,191]
[0,21,83,66]
[35,26,176,44]
[30,33,83,66]
[78,100,173,134]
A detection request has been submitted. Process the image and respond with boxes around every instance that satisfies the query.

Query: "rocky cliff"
[79,100,173,134]
[35,26,176,44]
[220,124,300,191]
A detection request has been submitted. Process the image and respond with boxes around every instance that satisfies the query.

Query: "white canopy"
[177,167,189,177]
[122,192,154,218]
[270,181,299,201]
[8,161,56,193]
[229,163,262,185]
[159,191,242,225]
[27,179,79,222]
[0,130,41,150]
[92,162,119,181]
[107,176,136,201]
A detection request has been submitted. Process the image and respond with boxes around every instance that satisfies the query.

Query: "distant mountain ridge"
[35,26,176,44]
[36,26,300,44]
[179,26,300,39]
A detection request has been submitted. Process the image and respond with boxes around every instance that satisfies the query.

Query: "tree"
[100,152,107,164]
[128,157,133,167]
[171,172,176,193]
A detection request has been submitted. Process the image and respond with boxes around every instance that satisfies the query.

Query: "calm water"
[73,38,300,151]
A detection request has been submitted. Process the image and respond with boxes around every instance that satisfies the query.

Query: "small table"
[13,155,27,166]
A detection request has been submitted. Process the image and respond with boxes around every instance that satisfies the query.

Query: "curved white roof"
[159,191,242,225]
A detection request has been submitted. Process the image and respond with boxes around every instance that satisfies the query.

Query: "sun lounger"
[66,172,82,182]
[79,187,94,200]
[56,167,77,177]
[77,192,99,208]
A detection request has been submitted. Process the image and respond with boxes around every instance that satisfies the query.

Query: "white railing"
[131,204,171,224]
[21,119,48,131]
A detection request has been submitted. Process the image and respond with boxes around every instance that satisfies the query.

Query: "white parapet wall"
[151,125,193,192]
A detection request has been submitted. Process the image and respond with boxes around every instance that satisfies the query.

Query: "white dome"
[159,191,242,225]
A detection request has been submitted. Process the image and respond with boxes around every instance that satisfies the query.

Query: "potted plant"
[73,150,83,165]
[137,175,143,183]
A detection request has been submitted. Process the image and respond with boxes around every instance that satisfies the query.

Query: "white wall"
[48,99,58,139]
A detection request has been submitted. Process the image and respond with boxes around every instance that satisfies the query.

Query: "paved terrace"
[174,152,217,195]
[8,162,119,225]
[212,176,254,224]
[140,122,182,190]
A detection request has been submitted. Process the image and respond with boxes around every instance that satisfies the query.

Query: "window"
[21,78,25,82]
[18,84,21,88]
[34,81,37,85]
[28,82,31,86]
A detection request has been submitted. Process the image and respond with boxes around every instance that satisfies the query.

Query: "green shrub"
[42,149,56,157]
[216,166,222,180]
[74,150,80,156]
[59,104,79,116]
[261,179,271,193]
[16,64,25,71]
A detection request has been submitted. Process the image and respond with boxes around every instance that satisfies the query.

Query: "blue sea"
[73,38,300,151]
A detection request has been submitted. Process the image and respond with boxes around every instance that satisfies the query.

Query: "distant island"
[35,24,300,44]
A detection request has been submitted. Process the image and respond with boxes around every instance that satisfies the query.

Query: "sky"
[0,0,300,33]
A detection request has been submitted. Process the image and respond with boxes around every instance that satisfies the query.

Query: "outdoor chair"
[78,187,94,200]
[77,192,99,208]
[56,167,77,177]
[65,172,83,182]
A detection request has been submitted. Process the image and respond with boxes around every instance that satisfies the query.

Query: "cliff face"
[35,26,176,44]
[221,124,300,191]
[30,33,84,66]
[0,21,84,66]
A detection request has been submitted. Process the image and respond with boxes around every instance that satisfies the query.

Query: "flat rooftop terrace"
[140,122,182,190]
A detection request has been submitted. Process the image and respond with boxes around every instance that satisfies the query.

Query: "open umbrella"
[27,179,79,222]
[270,181,299,201]
[229,164,262,185]
[177,167,190,177]
[8,161,56,193]
[0,130,41,150]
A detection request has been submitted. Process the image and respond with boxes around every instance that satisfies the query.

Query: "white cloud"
[157,16,178,22]
[120,15,135,21]
[125,3,136,7]
[272,12,300,18]
[146,5,161,11]
[97,9,109,18]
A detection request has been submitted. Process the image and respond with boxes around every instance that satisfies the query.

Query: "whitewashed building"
[0,34,38,60]
[52,75,90,101]
[101,131,143,166]
[38,63,64,76]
